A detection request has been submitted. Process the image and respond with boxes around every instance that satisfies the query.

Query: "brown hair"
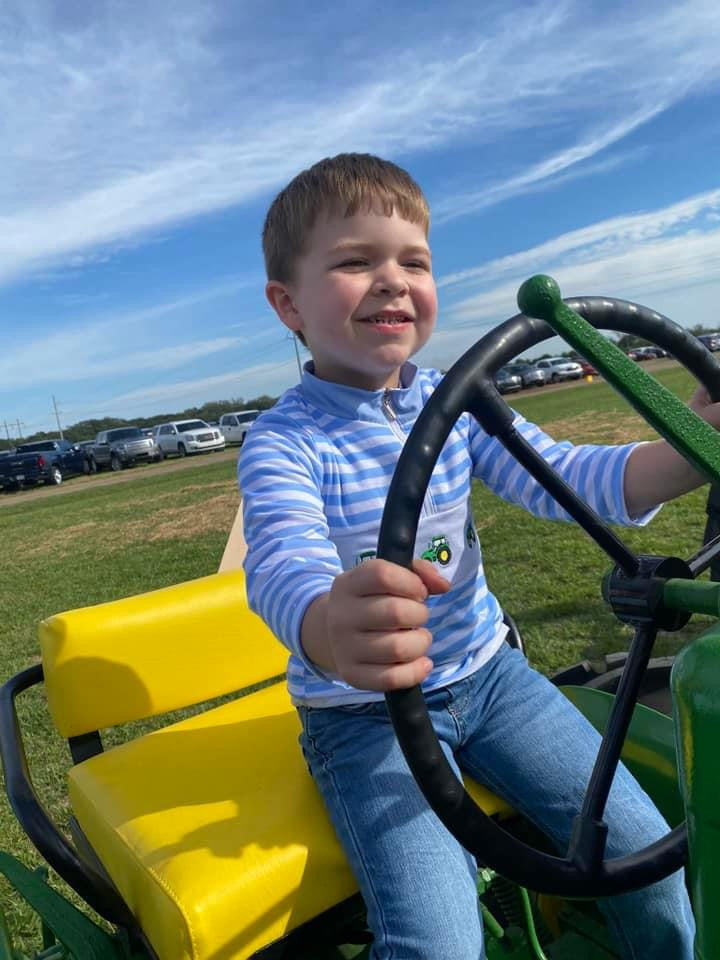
[262,153,430,285]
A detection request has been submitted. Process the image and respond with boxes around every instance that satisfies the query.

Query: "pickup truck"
[0,440,92,491]
[218,410,259,445]
[92,427,161,471]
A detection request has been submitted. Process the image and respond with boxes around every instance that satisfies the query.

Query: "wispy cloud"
[0,277,259,387]
[439,188,720,294]
[97,356,298,416]
[439,189,720,332]
[2,0,720,286]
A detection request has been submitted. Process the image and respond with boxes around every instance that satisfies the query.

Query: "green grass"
[0,364,715,947]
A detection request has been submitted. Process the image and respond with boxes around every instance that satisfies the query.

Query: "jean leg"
[454,645,694,960]
[299,695,484,960]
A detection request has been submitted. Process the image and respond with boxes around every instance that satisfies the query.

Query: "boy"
[240,153,705,958]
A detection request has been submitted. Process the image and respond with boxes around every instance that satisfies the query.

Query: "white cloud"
[434,190,720,359]
[439,187,720,298]
[0,278,257,387]
[2,0,720,285]
[97,356,298,417]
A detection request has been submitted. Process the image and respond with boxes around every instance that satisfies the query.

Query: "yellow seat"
[41,571,511,960]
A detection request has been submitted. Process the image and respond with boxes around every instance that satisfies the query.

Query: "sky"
[3,0,720,437]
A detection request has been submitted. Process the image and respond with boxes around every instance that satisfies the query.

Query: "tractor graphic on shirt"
[421,535,452,566]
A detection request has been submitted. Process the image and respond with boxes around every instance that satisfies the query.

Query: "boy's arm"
[239,421,448,691]
[470,413,644,526]
[623,385,720,515]
[623,440,706,516]
[239,423,341,669]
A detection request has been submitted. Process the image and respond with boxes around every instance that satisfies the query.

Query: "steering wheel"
[378,275,720,898]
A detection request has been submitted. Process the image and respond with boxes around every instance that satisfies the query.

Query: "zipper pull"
[382,389,398,421]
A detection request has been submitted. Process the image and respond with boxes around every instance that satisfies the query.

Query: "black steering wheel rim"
[378,295,720,898]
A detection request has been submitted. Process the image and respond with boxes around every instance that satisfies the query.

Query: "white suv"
[219,410,260,445]
[152,419,225,458]
[534,357,583,383]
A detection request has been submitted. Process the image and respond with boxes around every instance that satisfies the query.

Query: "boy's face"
[267,208,437,391]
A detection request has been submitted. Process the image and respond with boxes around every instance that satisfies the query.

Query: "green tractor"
[421,535,453,566]
[3,275,720,959]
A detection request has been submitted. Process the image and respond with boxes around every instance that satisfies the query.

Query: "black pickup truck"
[0,440,93,491]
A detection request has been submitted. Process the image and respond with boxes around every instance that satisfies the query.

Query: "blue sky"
[3,0,720,437]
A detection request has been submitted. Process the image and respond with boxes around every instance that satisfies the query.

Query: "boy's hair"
[263,153,430,286]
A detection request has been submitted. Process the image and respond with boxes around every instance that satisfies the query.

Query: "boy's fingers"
[412,558,451,595]
[347,558,430,600]
[352,596,429,631]
[340,656,434,692]
[354,628,432,664]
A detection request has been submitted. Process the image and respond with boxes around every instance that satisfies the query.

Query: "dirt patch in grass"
[126,480,236,510]
[144,492,239,542]
[23,492,240,559]
[543,410,654,445]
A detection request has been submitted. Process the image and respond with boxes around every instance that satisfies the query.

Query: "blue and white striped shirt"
[239,362,652,706]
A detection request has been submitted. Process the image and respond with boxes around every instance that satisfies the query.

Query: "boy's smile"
[267,208,437,391]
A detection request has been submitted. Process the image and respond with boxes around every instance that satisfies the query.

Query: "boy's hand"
[325,558,450,691]
[689,385,720,429]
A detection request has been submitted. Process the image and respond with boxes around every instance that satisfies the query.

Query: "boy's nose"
[372,269,409,297]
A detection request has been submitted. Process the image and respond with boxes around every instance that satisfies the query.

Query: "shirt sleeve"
[238,418,342,669]
[468,410,659,526]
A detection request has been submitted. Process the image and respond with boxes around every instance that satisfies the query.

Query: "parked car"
[219,410,260,445]
[0,439,92,491]
[494,367,523,394]
[534,357,583,382]
[504,363,547,388]
[92,427,161,471]
[152,420,225,458]
[632,345,665,360]
[698,333,720,352]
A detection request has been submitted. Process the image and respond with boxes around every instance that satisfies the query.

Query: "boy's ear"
[266,280,303,334]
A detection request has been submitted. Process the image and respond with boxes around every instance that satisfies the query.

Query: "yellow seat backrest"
[40,570,288,738]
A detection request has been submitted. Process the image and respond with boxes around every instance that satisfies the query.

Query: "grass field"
[0,362,715,945]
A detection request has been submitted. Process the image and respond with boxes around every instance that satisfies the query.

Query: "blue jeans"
[298,643,694,959]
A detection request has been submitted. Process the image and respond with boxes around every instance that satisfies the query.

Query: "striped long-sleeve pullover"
[239,362,654,706]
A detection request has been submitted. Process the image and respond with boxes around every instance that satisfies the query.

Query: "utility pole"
[291,334,303,380]
[52,394,64,439]
[2,420,10,444]
[15,419,23,441]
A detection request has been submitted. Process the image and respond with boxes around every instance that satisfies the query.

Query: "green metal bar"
[0,854,126,960]
[517,275,720,485]
[663,578,720,617]
[518,888,550,960]
[0,905,22,960]
[479,902,506,943]
[671,622,720,959]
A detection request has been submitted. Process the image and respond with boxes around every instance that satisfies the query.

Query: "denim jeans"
[298,643,694,959]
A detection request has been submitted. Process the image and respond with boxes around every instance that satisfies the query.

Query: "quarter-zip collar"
[299,361,423,425]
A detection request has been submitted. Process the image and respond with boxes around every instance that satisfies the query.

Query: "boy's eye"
[335,258,367,268]
[405,260,430,270]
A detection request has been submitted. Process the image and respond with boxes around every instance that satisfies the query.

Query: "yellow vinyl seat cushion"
[68,681,512,960]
